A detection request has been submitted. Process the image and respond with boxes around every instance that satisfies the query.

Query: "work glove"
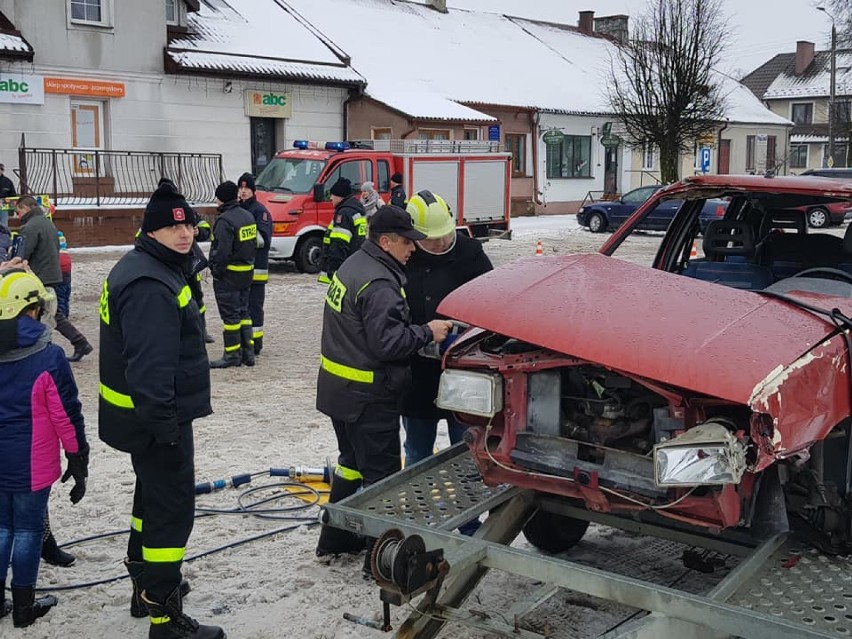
[61,449,89,504]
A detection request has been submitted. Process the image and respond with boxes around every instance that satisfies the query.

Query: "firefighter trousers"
[127,423,195,601]
[330,402,402,488]
[249,281,266,353]
[214,282,251,354]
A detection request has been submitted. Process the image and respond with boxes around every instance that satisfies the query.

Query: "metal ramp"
[322,444,852,639]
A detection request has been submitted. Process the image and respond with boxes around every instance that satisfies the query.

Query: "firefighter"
[389,172,407,209]
[317,177,366,285]
[98,184,224,638]
[315,205,453,565]
[237,173,272,355]
[209,181,257,368]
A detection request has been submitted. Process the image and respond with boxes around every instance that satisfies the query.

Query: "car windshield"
[255,158,326,193]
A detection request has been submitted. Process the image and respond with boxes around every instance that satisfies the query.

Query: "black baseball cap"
[371,205,427,240]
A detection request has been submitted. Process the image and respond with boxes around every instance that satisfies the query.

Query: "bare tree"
[607,0,728,183]
[828,0,852,47]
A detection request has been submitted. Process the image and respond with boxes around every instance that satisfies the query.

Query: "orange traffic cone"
[690,242,698,259]
[535,240,543,256]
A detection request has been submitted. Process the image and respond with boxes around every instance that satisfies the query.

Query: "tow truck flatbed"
[322,444,852,639]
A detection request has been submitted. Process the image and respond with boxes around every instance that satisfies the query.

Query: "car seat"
[682,220,773,290]
[757,210,843,280]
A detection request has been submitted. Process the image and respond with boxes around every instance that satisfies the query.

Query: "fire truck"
[254,139,512,273]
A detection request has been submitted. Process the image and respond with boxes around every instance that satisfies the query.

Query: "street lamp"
[818,6,837,167]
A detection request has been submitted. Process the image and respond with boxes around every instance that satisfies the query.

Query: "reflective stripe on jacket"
[209,201,257,289]
[317,195,366,283]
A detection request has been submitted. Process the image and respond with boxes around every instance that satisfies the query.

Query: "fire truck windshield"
[256,158,325,194]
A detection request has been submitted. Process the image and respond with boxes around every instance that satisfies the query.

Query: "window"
[834,101,851,124]
[641,144,655,170]
[371,127,392,140]
[377,160,390,192]
[463,128,480,141]
[545,135,592,179]
[746,135,756,172]
[824,144,850,168]
[766,135,777,172]
[70,0,107,24]
[418,129,450,141]
[505,134,526,177]
[791,103,813,125]
[790,144,808,169]
[256,158,325,194]
[324,160,373,195]
[621,186,659,205]
[165,0,178,25]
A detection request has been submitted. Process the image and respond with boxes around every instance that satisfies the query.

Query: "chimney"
[795,40,815,75]
[594,14,629,43]
[578,10,594,36]
[427,0,448,13]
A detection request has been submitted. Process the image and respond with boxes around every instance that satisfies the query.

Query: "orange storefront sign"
[44,77,125,98]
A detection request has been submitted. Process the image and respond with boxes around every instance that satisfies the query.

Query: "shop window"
[545,135,592,179]
[505,134,526,176]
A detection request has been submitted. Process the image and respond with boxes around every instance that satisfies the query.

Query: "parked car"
[577,184,727,233]
[799,167,852,179]
[793,200,852,228]
[437,174,852,555]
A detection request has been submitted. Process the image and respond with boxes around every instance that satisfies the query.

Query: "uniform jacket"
[0,316,86,492]
[390,185,407,209]
[316,240,432,422]
[18,207,62,286]
[209,200,258,290]
[0,223,10,259]
[318,195,366,283]
[241,196,273,281]
[0,174,15,199]
[99,234,211,454]
[402,233,493,418]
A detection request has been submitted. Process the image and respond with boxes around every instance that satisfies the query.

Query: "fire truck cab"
[254,139,512,273]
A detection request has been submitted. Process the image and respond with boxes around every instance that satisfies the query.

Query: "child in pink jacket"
[0,268,88,628]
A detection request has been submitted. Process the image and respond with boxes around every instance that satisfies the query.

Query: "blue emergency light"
[293,140,310,149]
[325,141,350,151]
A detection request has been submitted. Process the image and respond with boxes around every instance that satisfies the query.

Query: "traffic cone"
[690,242,698,259]
[535,240,543,256]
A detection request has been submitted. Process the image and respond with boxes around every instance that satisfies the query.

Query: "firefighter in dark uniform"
[317,177,366,285]
[209,181,257,368]
[98,183,224,639]
[237,173,272,355]
[389,172,407,209]
[315,205,453,565]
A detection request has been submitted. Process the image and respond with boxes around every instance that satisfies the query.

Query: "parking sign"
[700,147,711,174]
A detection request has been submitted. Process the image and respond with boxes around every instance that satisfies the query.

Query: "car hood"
[439,253,852,406]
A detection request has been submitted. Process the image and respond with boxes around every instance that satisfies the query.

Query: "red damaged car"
[436,174,852,554]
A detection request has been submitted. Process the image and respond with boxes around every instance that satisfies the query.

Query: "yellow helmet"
[406,190,455,239]
[0,269,55,321]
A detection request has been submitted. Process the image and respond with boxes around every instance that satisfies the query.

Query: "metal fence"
[17,137,223,206]
[349,139,504,154]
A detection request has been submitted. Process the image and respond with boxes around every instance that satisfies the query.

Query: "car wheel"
[808,207,829,229]
[522,509,590,553]
[588,212,607,233]
[294,234,323,274]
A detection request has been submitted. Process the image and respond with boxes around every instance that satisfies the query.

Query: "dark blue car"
[577,185,727,233]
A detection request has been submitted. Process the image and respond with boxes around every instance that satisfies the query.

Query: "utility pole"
[819,6,837,167]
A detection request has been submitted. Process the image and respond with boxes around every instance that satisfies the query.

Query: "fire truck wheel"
[522,509,590,554]
[295,235,323,274]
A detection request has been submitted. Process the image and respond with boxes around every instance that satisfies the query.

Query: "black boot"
[316,475,365,557]
[142,587,225,639]
[11,585,57,628]
[240,326,255,367]
[253,335,263,356]
[67,340,93,363]
[209,350,241,369]
[126,560,191,618]
[1,581,10,618]
[42,529,76,567]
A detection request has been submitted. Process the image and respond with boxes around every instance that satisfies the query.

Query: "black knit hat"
[238,172,256,192]
[330,177,352,198]
[390,172,403,184]
[215,181,239,203]
[142,183,194,232]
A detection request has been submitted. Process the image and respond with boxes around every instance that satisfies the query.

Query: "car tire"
[294,234,323,274]
[588,212,607,233]
[808,207,829,229]
[522,509,590,553]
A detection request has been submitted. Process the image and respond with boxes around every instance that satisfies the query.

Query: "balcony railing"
[17,136,223,206]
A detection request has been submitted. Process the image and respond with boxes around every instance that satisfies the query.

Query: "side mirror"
[313,183,325,202]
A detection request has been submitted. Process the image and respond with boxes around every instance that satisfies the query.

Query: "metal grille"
[17,138,223,206]
[358,452,509,527]
[730,538,852,635]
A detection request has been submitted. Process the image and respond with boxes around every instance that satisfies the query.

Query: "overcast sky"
[414,0,832,77]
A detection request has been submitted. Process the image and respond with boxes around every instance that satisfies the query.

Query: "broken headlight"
[654,421,746,487]
[436,369,503,418]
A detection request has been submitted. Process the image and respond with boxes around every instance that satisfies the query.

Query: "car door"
[644,198,682,231]
[614,186,660,228]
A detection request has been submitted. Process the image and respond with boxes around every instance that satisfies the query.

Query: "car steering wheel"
[793,267,852,285]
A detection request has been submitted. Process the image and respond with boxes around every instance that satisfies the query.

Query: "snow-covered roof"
[717,74,793,125]
[167,0,364,86]
[763,50,852,100]
[0,32,28,54]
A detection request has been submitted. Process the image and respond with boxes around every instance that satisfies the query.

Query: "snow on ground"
[26,226,725,639]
